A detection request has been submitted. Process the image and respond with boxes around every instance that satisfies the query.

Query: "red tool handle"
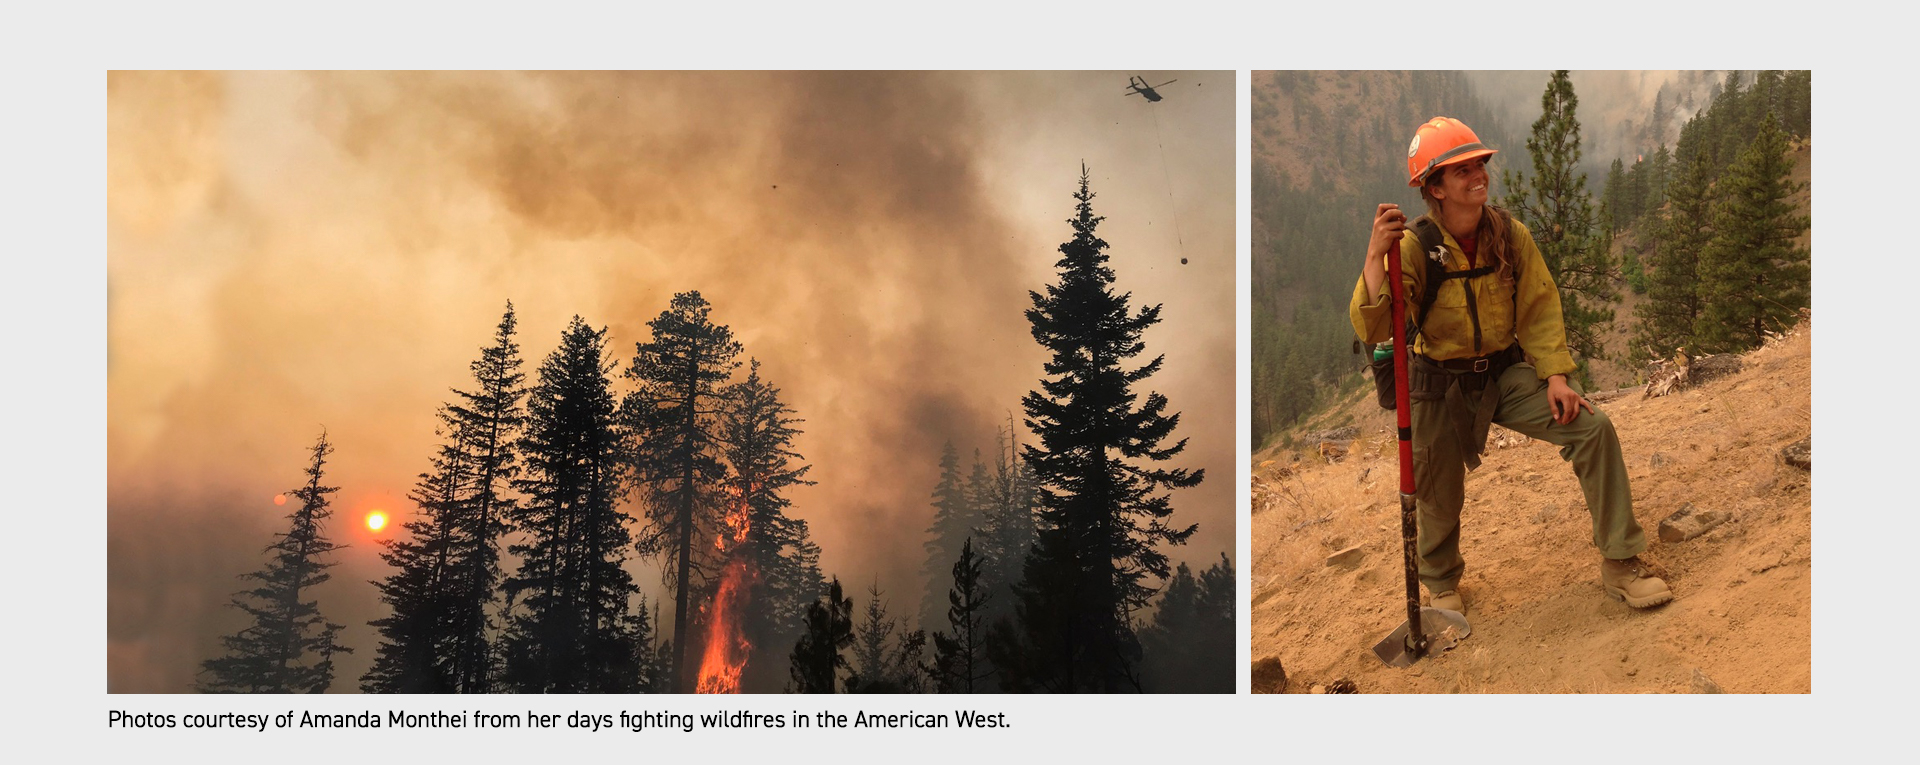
[1389,240,1413,493]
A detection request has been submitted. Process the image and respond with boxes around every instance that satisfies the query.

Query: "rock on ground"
[1659,503,1732,543]
[1252,656,1287,693]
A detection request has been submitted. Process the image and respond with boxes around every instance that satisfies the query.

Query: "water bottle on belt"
[1369,343,1396,410]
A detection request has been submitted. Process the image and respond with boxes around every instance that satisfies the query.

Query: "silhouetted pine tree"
[362,304,526,694]
[1632,151,1716,364]
[199,431,351,693]
[928,537,992,693]
[1501,70,1616,380]
[627,594,665,693]
[789,577,853,693]
[1137,553,1235,693]
[1695,118,1809,353]
[361,419,463,693]
[626,290,743,693]
[989,167,1204,693]
[918,442,973,634]
[848,582,902,692]
[718,360,823,692]
[501,317,641,693]
[444,303,527,692]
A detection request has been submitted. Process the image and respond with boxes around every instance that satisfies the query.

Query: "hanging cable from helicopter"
[1125,75,1188,265]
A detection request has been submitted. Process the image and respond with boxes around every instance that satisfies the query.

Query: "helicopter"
[1124,76,1178,102]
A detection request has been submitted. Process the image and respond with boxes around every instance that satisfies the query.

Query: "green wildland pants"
[1411,362,1647,594]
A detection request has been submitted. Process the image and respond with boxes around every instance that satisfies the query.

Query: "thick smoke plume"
[107,71,1234,691]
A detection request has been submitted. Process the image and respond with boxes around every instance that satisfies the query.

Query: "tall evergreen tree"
[1501,70,1617,378]
[1137,554,1235,693]
[362,303,526,694]
[1695,118,1809,353]
[717,359,823,692]
[789,577,853,693]
[928,537,992,693]
[501,317,641,693]
[989,167,1205,693]
[1633,151,1716,364]
[625,291,743,693]
[444,303,527,693]
[918,442,974,633]
[1601,158,1627,232]
[200,431,351,693]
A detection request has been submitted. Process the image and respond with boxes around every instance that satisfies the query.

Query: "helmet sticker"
[1408,134,1421,158]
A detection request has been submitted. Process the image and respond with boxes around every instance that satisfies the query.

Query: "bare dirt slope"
[1251,321,1811,693]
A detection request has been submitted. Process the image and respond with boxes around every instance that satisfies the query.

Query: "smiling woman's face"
[1431,156,1491,208]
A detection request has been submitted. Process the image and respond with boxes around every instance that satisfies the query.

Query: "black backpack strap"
[1410,216,1497,352]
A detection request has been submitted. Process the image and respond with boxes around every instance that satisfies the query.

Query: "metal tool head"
[1370,607,1472,668]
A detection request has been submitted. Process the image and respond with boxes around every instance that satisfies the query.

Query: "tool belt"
[1409,343,1525,470]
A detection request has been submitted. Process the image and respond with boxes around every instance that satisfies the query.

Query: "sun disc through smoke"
[365,510,388,532]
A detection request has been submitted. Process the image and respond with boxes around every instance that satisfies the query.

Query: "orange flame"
[695,558,755,693]
[696,483,756,694]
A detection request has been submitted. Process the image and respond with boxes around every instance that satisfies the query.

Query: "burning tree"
[199,431,351,693]
[500,317,643,693]
[698,360,822,693]
[988,167,1204,693]
[626,291,742,693]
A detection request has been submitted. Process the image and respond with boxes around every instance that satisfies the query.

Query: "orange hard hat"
[1406,117,1497,187]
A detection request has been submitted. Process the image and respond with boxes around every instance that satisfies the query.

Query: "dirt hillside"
[1250,320,1812,693]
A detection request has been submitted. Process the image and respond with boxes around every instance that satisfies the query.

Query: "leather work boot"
[1601,556,1674,608]
[1429,589,1466,614]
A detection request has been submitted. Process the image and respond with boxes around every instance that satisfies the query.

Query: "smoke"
[1464,71,1726,174]
[107,71,1235,691]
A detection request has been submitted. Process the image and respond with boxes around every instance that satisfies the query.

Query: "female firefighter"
[1348,117,1672,613]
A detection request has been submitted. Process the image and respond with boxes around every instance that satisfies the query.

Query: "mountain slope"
[1251,318,1812,693]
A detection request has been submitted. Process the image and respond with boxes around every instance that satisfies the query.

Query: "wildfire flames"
[696,485,756,694]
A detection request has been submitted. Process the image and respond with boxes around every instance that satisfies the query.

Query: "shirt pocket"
[1420,278,1474,355]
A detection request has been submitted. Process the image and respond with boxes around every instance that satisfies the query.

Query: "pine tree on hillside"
[1501,70,1616,379]
[1137,554,1235,693]
[918,442,974,634]
[501,317,641,693]
[988,167,1204,693]
[1695,118,1809,353]
[200,431,351,693]
[718,359,823,691]
[928,537,993,693]
[625,291,743,693]
[789,577,853,693]
[1602,159,1627,233]
[1632,151,1716,364]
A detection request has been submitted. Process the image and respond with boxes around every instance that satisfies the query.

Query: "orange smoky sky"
[107,71,1235,692]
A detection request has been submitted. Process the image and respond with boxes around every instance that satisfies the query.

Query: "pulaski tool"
[1371,239,1472,668]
